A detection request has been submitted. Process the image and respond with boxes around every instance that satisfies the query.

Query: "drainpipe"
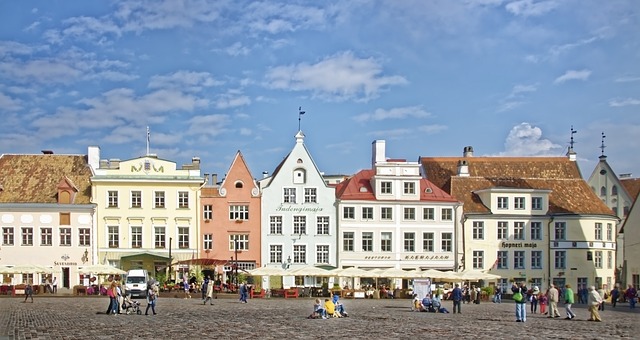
[547,216,555,288]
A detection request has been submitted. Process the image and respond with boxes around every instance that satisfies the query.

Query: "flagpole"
[146,126,150,156]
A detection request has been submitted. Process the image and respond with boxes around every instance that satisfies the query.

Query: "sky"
[1,0,639,181]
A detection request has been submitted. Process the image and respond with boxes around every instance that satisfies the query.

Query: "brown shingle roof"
[421,156,615,216]
[0,154,93,204]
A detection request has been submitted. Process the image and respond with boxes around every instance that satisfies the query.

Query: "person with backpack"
[512,282,527,322]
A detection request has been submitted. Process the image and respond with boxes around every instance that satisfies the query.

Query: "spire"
[566,126,577,161]
[298,106,305,132]
[599,132,607,160]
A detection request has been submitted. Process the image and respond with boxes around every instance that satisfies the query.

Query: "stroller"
[122,294,142,315]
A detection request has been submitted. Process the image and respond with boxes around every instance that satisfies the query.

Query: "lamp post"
[235,240,239,288]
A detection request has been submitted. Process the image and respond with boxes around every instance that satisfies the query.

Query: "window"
[293,244,307,263]
[316,216,329,235]
[304,188,317,203]
[362,207,373,220]
[229,205,249,220]
[612,185,618,196]
[154,191,165,208]
[531,251,542,269]
[404,182,415,194]
[178,191,189,208]
[472,250,484,269]
[316,245,329,264]
[606,223,613,241]
[270,245,283,263]
[60,228,71,246]
[270,216,283,234]
[554,222,566,240]
[513,222,525,240]
[514,197,525,209]
[497,251,508,269]
[441,208,452,221]
[594,250,603,268]
[404,232,415,252]
[607,251,612,269]
[131,191,142,208]
[131,226,142,248]
[403,207,415,220]
[108,226,119,248]
[577,277,588,291]
[530,222,542,240]
[293,216,306,235]
[381,232,392,252]
[79,228,90,246]
[514,251,525,269]
[21,227,33,246]
[423,208,434,220]
[343,232,354,251]
[554,251,566,269]
[178,227,189,249]
[154,226,165,248]
[381,181,392,194]
[532,197,542,210]
[203,205,213,220]
[362,232,373,251]
[283,188,296,203]
[230,234,248,250]
[2,227,14,246]
[343,207,355,219]
[423,232,434,252]
[381,207,393,220]
[441,233,452,252]
[600,186,606,196]
[472,221,484,240]
[497,221,508,240]
[108,191,118,208]
[595,223,602,240]
[497,197,508,209]
[203,234,213,250]
[60,212,70,225]
[41,228,52,246]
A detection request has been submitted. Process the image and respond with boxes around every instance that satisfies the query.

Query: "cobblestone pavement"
[1,296,639,339]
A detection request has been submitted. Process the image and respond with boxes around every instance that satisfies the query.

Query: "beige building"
[421,146,618,293]
[89,147,205,279]
[0,151,95,289]
[622,189,640,288]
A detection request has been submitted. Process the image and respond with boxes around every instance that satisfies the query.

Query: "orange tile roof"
[0,154,93,204]
[621,178,640,202]
[335,169,458,202]
[421,156,615,215]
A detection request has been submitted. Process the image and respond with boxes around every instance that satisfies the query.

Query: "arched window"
[235,181,243,188]
[600,186,606,197]
[611,185,618,196]
[59,191,71,204]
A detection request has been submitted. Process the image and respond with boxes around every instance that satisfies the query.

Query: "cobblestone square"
[1,296,639,339]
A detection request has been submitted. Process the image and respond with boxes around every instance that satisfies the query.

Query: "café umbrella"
[77,264,127,275]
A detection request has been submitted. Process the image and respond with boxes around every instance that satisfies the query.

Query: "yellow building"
[89,147,205,279]
[421,146,618,293]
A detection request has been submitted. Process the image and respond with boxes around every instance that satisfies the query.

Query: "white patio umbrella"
[247,266,289,276]
[0,264,52,274]
[456,269,501,281]
[288,265,333,277]
[330,267,379,278]
[416,269,460,281]
[77,264,126,275]
[378,267,420,279]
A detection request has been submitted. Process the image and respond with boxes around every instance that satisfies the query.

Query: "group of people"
[307,295,349,319]
[105,280,158,316]
[412,293,448,313]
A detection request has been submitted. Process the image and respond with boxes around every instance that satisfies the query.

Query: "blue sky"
[1,0,639,180]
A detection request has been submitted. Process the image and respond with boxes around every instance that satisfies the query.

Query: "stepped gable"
[0,154,92,204]
[421,156,614,216]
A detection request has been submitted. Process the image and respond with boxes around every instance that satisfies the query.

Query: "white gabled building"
[258,131,338,289]
[335,140,460,289]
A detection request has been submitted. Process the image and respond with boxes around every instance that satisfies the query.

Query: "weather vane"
[600,132,606,156]
[298,106,306,131]
[569,125,577,150]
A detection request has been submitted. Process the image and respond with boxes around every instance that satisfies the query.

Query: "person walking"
[107,281,118,315]
[23,281,34,303]
[625,284,636,309]
[239,282,248,303]
[597,285,606,311]
[52,277,58,294]
[452,283,462,314]
[539,290,548,315]
[182,276,191,299]
[564,284,576,320]
[145,282,157,315]
[587,286,603,322]
[203,280,214,305]
[610,284,620,308]
[493,288,502,303]
[530,286,539,314]
[201,276,209,301]
[512,282,527,322]
[547,284,561,318]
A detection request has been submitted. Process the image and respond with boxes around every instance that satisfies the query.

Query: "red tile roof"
[621,178,640,202]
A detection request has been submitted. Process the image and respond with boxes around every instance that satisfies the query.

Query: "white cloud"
[187,114,232,137]
[239,128,252,136]
[0,92,23,111]
[499,122,562,156]
[615,76,640,83]
[353,106,430,122]
[148,71,223,91]
[609,98,640,107]
[505,0,559,17]
[222,42,251,56]
[554,69,591,84]
[264,51,407,102]
[418,125,448,134]
[214,93,251,109]
[497,83,537,112]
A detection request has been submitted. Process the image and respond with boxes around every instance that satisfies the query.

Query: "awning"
[120,252,170,262]
[172,258,228,267]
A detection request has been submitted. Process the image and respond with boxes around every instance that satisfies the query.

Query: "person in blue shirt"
[332,294,348,317]
[420,294,432,312]
[452,284,463,314]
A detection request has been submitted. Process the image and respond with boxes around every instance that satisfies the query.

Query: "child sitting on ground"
[307,298,325,319]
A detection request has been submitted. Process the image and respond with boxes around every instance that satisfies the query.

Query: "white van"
[124,269,149,298]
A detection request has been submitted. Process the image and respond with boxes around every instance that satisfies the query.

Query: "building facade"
[90,147,204,279]
[258,131,338,288]
[421,146,619,293]
[0,152,95,289]
[335,140,460,289]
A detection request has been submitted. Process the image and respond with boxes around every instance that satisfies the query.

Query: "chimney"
[109,159,120,169]
[457,160,470,177]
[99,159,109,168]
[191,157,201,170]
[212,174,218,185]
[204,173,210,186]
[372,140,386,167]
[41,150,53,155]
[463,146,474,157]
[87,146,100,171]
[262,171,269,178]
[566,147,577,162]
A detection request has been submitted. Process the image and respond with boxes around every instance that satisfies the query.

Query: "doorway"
[62,267,70,288]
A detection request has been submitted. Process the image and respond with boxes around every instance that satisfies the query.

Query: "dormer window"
[293,168,306,184]
[235,181,244,188]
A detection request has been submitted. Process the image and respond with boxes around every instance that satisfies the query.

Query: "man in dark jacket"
[452,283,463,314]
